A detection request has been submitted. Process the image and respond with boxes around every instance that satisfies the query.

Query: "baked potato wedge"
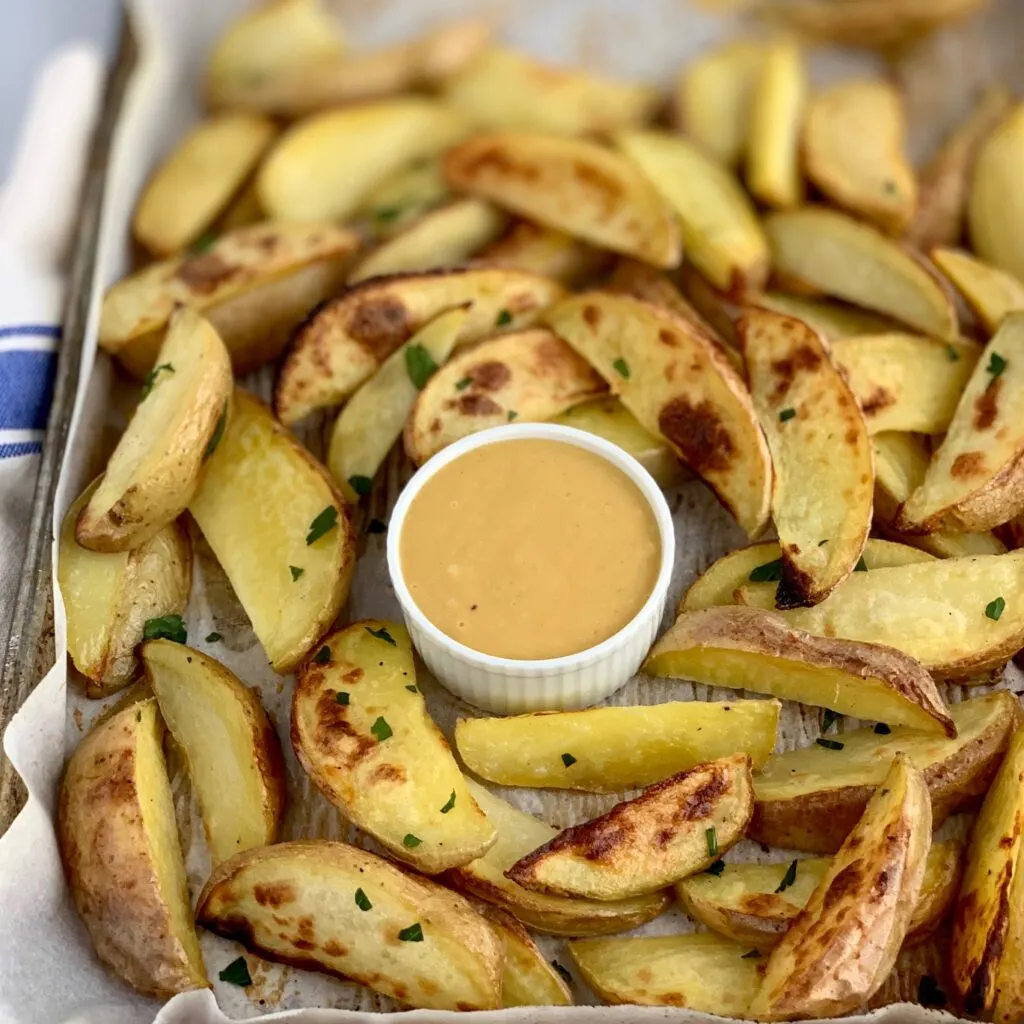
[132,115,275,256]
[506,755,753,900]
[645,606,954,736]
[478,221,608,286]
[756,291,900,341]
[933,247,1024,336]
[765,207,958,340]
[546,292,772,538]
[746,38,806,210]
[404,328,607,464]
[291,621,495,873]
[77,310,232,552]
[443,47,659,136]
[617,129,769,295]
[750,691,1020,853]
[443,132,680,268]
[328,307,470,500]
[446,780,670,935]
[455,700,780,791]
[141,640,285,866]
[677,839,962,951]
[188,390,354,672]
[58,483,191,697]
[748,754,931,1020]
[99,221,360,377]
[896,312,1024,533]
[739,308,873,607]
[992,798,1024,1024]
[483,907,573,1007]
[356,157,450,239]
[196,840,503,1010]
[803,80,916,234]
[58,699,207,998]
[275,267,566,424]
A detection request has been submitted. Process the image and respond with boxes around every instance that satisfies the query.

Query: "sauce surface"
[400,438,661,660]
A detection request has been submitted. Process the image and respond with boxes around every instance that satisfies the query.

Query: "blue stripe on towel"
[0,350,57,429]
[0,324,61,340]
[0,440,43,459]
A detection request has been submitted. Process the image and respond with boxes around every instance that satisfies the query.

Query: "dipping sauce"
[400,438,661,660]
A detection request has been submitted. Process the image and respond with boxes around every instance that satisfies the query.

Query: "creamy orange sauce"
[400,438,661,660]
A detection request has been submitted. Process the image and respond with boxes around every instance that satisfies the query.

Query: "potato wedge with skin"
[746,39,806,210]
[992,819,1024,1024]
[569,932,761,1012]
[896,313,1024,533]
[933,248,1024,335]
[404,329,607,465]
[444,132,680,269]
[765,207,958,340]
[506,755,753,900]
[100,221,360,378]
[478,221,608,286]
[188,390,354,672]
[77,311,232,552]
[446,780,670,936]
[58,699,207,998]
[748,754,931,1020]
[329,307,470,501]
[291,622,495,874]
[196,840,502,1010]
[357,158,450,240]
[132,115,276,257]
[677,840,962,951]
[757,291,900,341]
[455,700,780,791]
[546,292,772,538]
[275,268,566,424]
[646,606,954,736]
[804,80,916,234]
[58,484,191,697]
[750,691,1020,853]
[740,308,873,607]
[951,726,1024,1016]
[258,99,469,223]
[141,641,285,866]
[443,47,659,136]
[483,908,573,1007]
[617,130,769,295]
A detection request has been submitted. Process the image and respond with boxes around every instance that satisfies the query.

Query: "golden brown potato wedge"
[348,199,507,284]
[443,47,659,136]
[446,780,671,936]
[750,691,1020,853]
[444,132,680,268]
[677,840,962,951]
[757,291,900,341]
[404,328,607,464]
[196,840,503,1010]
[356,157,451,239]
[746,38,806,210]
[291,621,495,874]
[804,80,916,234]
[646,606,954,736]
[132,115,276,256]
[328,307,470,501]
[617,130,769,295]
[188,390,354,672]
[969,102,1024,282]
[274,267,566,424]
[739,308,873,607]
[905,87,1012,253]
[482,908,573,1007]
[258,99,469,222]
[676,40,764,167]
[765,207,958,340]
[896,313,1024,533]
[477,221,608,286]
[77,310,232,552]
[58,483,191,697]
[748,754,931,1020]
[546,292,772,538]
[951,725,1024,1017]
[455,699,780,791]
[58,699,207,998]
[992,827,1024,1024]
[507,755,753,900]
[142,641,284,865]
[933,247,1024,336]
[100,221,360,377]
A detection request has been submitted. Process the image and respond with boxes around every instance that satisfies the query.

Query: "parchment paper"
[1,1,1022,1022]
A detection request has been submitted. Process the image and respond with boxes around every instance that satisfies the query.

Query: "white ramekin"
[386,423,675,714]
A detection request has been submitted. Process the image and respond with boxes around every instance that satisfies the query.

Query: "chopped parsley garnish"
[854,556,868,572]
[778,407,796,422]
[455,376,473,391]
[440,790,456,814]
[874,722,891,734]
[551,960,573,984]
[219,957,252,987]
[191,231,217,254]
[705,826,718,858]
[507,409,518,421]
[205,631,222,643]
[705,859,726,876]
[306,505,339,544]
[822,708,842,732]
[289,565,304,581]
[946,344,960,362]
[349,475,373,498]
[613,358,630,379]
[986,596,1006,621]
[816,737,844,751]
[495,309,513,327]
[371,716,393,741]
[918,975,948,1008]
[314,646,332,664]
[140,362,174,400]
[373,205,402,223]
[775,859,798,893]
[987,352,1008,379]
[741,949,762,959]
[402,833,421,848]
[405,343,439,390]
[398,922,423,942]
[366,625,396,646]
[749,558,784,583]
[143,614,187,644]
[355,888,372,911]
[367,518,387,534]
[405,684,418,693]
[561,752,577,767]
[335,691,349,706]
[203,400,229,460]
